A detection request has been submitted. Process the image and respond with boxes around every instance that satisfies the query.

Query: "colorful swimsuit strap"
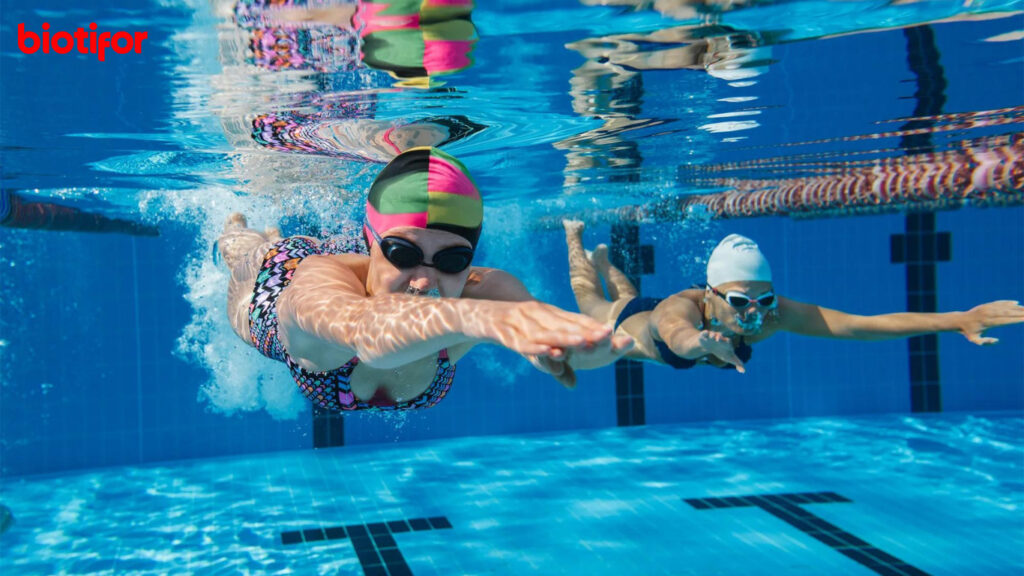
[288,349,455,411]
[248,235,455,411]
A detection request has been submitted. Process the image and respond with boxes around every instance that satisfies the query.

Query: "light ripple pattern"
[1,412,1021,575]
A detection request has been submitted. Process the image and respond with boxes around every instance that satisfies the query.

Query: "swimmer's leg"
[564,219,617,323]
[592,243,638,301]
[219,213,278,343]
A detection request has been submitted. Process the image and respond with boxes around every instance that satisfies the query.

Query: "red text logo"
[17,23,149,62]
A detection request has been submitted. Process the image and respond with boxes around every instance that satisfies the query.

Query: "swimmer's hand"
[466,300,616,360]
[697,330,746,373]
[527,355,577,389]
[959,300,1024,345]
[530,332,636,388]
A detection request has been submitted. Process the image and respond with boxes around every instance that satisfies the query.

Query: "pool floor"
[1,413,1021,575]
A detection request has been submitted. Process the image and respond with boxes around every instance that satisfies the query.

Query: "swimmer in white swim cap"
[564,221,1024,373]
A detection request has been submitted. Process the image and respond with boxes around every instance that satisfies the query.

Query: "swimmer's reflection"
[251,111,486,162]
[580,0,763,20]
[1,190,158,236]
[568,23,772,85]
[233,0,477,87]
[227,0,482,161]
[555,19,772,184]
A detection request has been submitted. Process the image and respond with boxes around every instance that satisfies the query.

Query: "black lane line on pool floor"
[685,492,931,576]
[281,516,452,576]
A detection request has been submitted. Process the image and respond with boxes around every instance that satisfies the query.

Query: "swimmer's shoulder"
[293,252,370,291]
[462,266,532,302]
[660,288,704,307]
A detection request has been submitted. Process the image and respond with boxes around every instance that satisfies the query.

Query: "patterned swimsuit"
[249,236,456,411]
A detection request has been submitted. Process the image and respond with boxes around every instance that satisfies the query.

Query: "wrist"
[457,299,502,342]
[949,310,971,332]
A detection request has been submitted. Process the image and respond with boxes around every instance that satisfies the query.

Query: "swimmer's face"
[367,226,473,298]
[388,123,450,152]
[706,280,776,335]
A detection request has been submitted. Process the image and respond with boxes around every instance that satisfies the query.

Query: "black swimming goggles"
[707,284,777,309]
[366,221,474,274]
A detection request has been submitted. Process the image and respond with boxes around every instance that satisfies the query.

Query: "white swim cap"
[706,234,772,287]
[706,47,770,82]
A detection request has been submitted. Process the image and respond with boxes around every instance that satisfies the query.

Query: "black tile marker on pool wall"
[610,224,655,427]
[891,25,949,413]
[685,492,932,576]
[281,516,453,576]
[312,404,344,448]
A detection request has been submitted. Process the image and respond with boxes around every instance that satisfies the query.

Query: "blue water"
[1,413,1022,575]
[1,0,1024,573]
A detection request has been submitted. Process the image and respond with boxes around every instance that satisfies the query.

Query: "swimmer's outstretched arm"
[463,267,635,387]
[276,255,621,372]
[652,292,748,372]
[778,298,1024,345]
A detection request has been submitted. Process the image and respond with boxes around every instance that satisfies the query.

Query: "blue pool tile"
[302,528,325,542]
[372,532,397,549]
[324,526,347,540]
[387,520,411,533]
[408,518,431,531]
[427,516,452,530]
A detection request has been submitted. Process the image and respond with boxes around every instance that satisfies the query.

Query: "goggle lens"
[708,284,776,309]
[725,293,775,308]
[381,237,473,274]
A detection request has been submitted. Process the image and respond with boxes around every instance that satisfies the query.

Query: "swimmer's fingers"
[481,301,611,357]
[720,350,746,373]
[981,300,1024,327]
[527,354,577,389]
[611,334,636,353]
[517,302,613,346]
[963,330,999,346]
[702,335,745,373]
[960,300,1024,345]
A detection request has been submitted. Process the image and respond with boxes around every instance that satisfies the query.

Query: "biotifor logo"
[17,23,148,62]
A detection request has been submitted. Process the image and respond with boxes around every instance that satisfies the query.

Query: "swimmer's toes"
[562,219,585,235]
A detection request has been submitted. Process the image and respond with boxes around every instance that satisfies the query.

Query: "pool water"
[2,412,1021,575]
[2,0,1023,574]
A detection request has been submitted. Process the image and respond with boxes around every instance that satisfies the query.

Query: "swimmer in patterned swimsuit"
[562,220,1024,372]
[217,147,634,411]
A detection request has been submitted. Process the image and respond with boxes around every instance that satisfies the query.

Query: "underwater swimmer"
[218,148,633,411]
[564,220,1024,372]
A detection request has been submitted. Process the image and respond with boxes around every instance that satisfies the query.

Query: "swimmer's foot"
[592,243,611,273]
[264,226,282,242]
[224,212,248,233]
[562,219,585,238]
[218,213,267,269]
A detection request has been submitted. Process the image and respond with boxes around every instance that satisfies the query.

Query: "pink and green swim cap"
[356,0,477,84]
[365,146,483,248]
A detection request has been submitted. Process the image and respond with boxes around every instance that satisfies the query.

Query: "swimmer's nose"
[407,271,436,293]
